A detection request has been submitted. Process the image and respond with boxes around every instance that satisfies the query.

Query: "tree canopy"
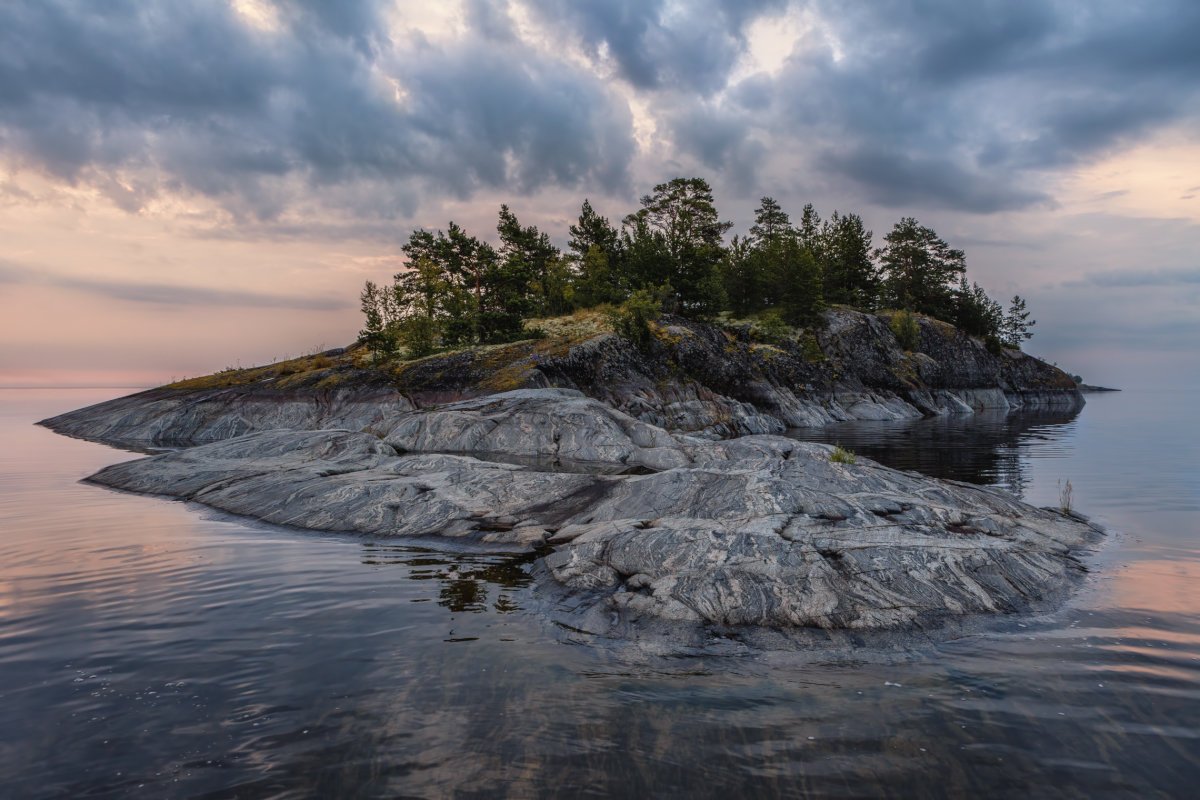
[358,178,1034,359]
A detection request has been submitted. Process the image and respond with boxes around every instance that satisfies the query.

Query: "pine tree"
[721,235,758,316]
[876,217,965,319]
[798,203,823,259]
[497,204,557,316]
[777,236,825,327]
[748,197,790,248]
[952,277,1003,339]
[623,177,730,318]
[358,280,397,358]
[820,211,879,308]
[568,199,625,306]
[1002,295,1035,348]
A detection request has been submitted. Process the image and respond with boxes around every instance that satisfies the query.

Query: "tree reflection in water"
[362,546,539,613]
[789,407,1081,498]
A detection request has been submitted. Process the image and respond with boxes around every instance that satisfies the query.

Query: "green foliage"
[359,280,399,358]
[877,217,966,319]
[830,446,857,465]
[1001,295,1036,348]
[357,176,1045,363]
[820,211,879,308]
[497,203,561,318]
[573,244,619,308]
[890,310,920,351]
[953,277,1004,339]
[568,199,625,304]
[606,287,665,350]
[752,309,791,344]
[721,235,758,317]
[776,236,825,327]
[623,177,730,319]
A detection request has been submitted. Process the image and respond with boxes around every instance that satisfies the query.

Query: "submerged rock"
[85,390,1101,638]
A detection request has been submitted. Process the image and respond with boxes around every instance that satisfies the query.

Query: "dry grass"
[524,308,613,341]
[167,349,352,390]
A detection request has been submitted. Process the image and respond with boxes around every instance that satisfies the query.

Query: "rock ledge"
[84,389,1102,639]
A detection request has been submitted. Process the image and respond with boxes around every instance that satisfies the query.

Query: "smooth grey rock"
[84,389,1101,638]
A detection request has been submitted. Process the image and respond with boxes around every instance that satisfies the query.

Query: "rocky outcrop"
[41,308,1083,447]
[85,390,1101,640]
[42,385,414,449]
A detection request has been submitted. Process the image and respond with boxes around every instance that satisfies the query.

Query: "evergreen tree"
[876,217,966,319]
[952,277,1003,339]
[358,280,399,357]
[776,236,825,327]
[394,256,448,357]
[749,197,790,248]
[624,177,730,318]
[820,211,879,308]
[1001,295,1036,348]
[568,200,625,307]
[798,203,823,259]
[568,200,621,264]
[574,245,618,308]
[721,234,758,316]
[620,213,671,296]
[497,204,558,316]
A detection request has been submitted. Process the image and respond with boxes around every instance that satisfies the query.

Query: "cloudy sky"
[1,0,1197,388]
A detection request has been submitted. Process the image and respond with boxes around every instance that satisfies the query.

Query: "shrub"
[889,310,920,351]
[605,288,664,350]
[753,309,790,344]
[830,445,857,465]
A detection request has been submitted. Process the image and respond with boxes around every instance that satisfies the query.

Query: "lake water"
[1,388,1197,797]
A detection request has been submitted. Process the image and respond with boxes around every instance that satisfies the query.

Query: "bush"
[830,445,857,465]
[753,309,791,344]
[605,287,664,350]
[889,310,920,351]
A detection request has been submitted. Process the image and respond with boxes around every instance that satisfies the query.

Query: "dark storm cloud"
[0,0,634,221]
[0,259,348,309]
[526,0,786,94]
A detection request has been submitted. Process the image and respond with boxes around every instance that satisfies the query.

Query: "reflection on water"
[786,408,1083,499]
[1,389,1197,797]
[367,546,538,615]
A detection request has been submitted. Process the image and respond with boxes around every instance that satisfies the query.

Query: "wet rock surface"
[84,390,1102,641]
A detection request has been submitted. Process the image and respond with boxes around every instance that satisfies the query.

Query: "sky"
[1,0,1197,389]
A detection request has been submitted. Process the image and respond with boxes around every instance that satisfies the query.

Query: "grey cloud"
[1,0,1197,227]
[525,0,785,95]
[823,147,1050,214]
[0,0,635,222]
[659,0,1200,213]
[668,105,765,193]
[0,260,348,310]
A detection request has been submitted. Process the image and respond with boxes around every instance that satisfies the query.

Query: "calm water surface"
[1,388,1197,798]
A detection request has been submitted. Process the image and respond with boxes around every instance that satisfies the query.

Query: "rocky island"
[42,308,1101,646]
